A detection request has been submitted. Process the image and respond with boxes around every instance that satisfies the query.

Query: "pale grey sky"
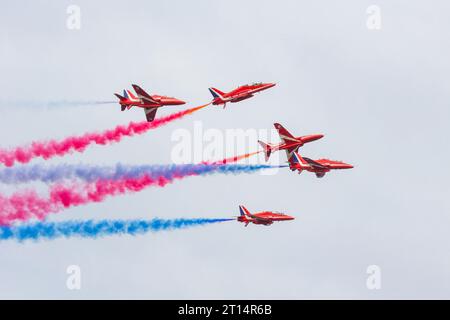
[0,0,449,299]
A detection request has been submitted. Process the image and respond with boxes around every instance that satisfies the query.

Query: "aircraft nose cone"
[265,83,276,88]
[302,134,324,143]
[175,99,186,105]
[310,134,324,141]
[341,163,354,169]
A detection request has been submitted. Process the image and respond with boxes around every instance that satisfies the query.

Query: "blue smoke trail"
[0,218,234,242]
[0,163,280,184]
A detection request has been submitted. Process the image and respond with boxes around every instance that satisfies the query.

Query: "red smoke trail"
[205,151,261,165]
[0,161,209,225]
[0,174,177,225]
[0,152,261,225]
[0,103,209,167]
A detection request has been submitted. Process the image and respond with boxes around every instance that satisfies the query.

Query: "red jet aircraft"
[208,82,275,108]
[237,205,294,227]
[258,123,324,161]
[114,84,186,122]
[288,151,353,178]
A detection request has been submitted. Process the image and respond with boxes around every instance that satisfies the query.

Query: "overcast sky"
[0,0,449,299]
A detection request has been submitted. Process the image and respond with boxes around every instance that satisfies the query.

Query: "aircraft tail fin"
[126,89,138,100]
[114,93,128,111]
[258,140,272,161]
[114,93,125,101]
[239,205,251,217]
[208,87,225,99]
[289,152,309,169]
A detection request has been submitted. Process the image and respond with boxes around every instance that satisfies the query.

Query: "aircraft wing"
[249,214,271,222]
[303,157,328,169]
[273,123,300,160]
[234,91,254,99]
[144,108,158,122]
[315,172,326,178]
[132,84,159,105]
[274,123,299,144]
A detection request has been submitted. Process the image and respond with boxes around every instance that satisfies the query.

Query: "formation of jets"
[259,123,353,178]
[114,81,352,227]
[115,82,275,121]
[241,123,352,226]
